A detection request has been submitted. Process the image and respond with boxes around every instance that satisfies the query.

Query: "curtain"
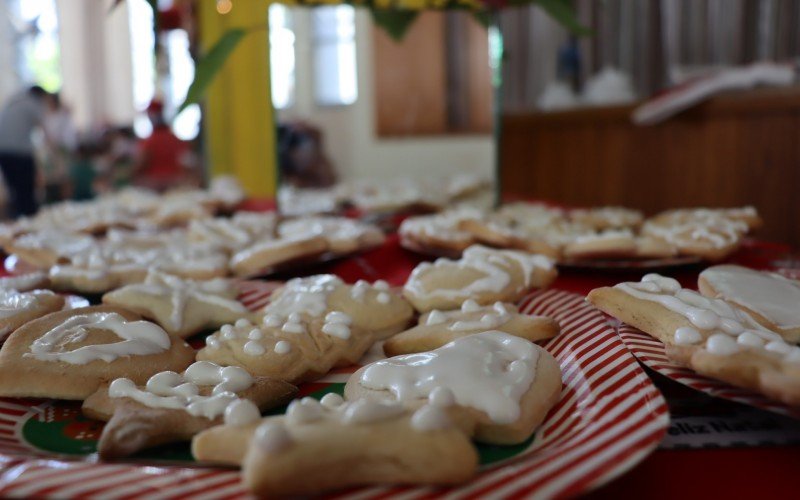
[500,0,800,112]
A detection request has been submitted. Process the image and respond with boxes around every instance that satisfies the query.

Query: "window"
[10,0,61,92]
[166,29,199,140]
[269,4,295,109]
[312,6,357,106]
[128,0,156,137]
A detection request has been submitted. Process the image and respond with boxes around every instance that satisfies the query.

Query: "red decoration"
[158,6,183,32]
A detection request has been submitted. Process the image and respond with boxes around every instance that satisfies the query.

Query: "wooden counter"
[500,87,800,248]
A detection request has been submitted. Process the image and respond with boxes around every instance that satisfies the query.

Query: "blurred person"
[277,121,336,188]
[0,86,52,217]
[68,141,97,201]
[40,93,78,203]
[132,100,199,192]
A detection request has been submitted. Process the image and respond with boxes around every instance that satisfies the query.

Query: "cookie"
[82,361,296,458]
[229,234,329,277]
[403,245,557,312]
[103,271,254,339]
[187,212,277,252]
[569,207,643,230]
[5,230,95,268]
[0,289,65,341]
[267,276,413,339]
[561,229,638,260]
[0,272,49,292]
[0,305,195,400]
[383,300,560,356]
[277,216,385,255]
[198,276,413,382]
[246,399,476,495]
[588,274,800,406]
[399,210,479,256]
[698,265,800,343]
[347,331,562,444]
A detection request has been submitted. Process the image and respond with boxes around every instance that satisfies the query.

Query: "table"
[317,235,800,498]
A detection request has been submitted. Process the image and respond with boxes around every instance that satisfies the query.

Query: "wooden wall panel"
[500,87,800,247]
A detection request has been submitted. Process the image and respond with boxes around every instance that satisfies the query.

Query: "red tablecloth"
[317,235,800,499]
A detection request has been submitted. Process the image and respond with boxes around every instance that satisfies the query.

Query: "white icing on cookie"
[700,265,800,330]
[404,245,553,301]
[615,274,800,363]
[224,399,261,427]
[108,361,254,420]
[0,289,53,318]
[27,312,172,364]
[358,331,540,424]
[268,275,344,318]
[256,420,293,453]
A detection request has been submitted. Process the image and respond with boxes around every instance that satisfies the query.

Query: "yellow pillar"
[199,1,276,197]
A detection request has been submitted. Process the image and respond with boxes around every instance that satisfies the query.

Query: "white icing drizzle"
[359,331,540,424]
[320,393,344,408]
[700,265,800,330]
[108,361,255,420]
[422,301,513,332]
[244,341,266,355]
[321,311,352,339]
[404,245,553,301]
[615,274,800,363]
[26,312,171,364]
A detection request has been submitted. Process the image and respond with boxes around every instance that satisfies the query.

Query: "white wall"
[55,0,135,130]
[278,9,494,182]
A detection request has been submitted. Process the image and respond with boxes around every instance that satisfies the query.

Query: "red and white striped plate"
[0,288,669,498]
[617,323,800,419]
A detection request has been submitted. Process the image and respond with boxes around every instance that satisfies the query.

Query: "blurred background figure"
[0,85,51,217]
[132,99,198,192]
[277,121,337,188]
[39,92,77,204]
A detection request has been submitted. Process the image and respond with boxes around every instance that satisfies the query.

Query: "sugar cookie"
[0,289,64,341]
[383,300,559,356]
[82,361,296,458]
[0,305,195,400]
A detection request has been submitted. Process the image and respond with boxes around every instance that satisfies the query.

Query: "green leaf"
[535,0,592,36]
[178,28,247,113]
[472,11,490,29]
[371,10,419,42]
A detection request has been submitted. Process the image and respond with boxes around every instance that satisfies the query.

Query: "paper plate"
[617,322,800,420]
[0,288,669,498]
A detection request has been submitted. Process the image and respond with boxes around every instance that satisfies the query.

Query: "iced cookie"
[103,271,253,339]
[0,305,195,400]
[5,230,96,268]
[569,207,644,230]
[277,216,385,254]
[187,212,277,252]
[698,265,800,343]
[82,361,296,458]
[403,245,557,312]
[197,314,374,383]
[195,397,477,495]
[588,274,800,406]
[561,229,638,260]
[346,331,562,445]
[383,300,560,356]
[229,234,329,277]
[458,216,561,258]
[0,289,65,341]
[0,272,49,292]
[399,210,479,256]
